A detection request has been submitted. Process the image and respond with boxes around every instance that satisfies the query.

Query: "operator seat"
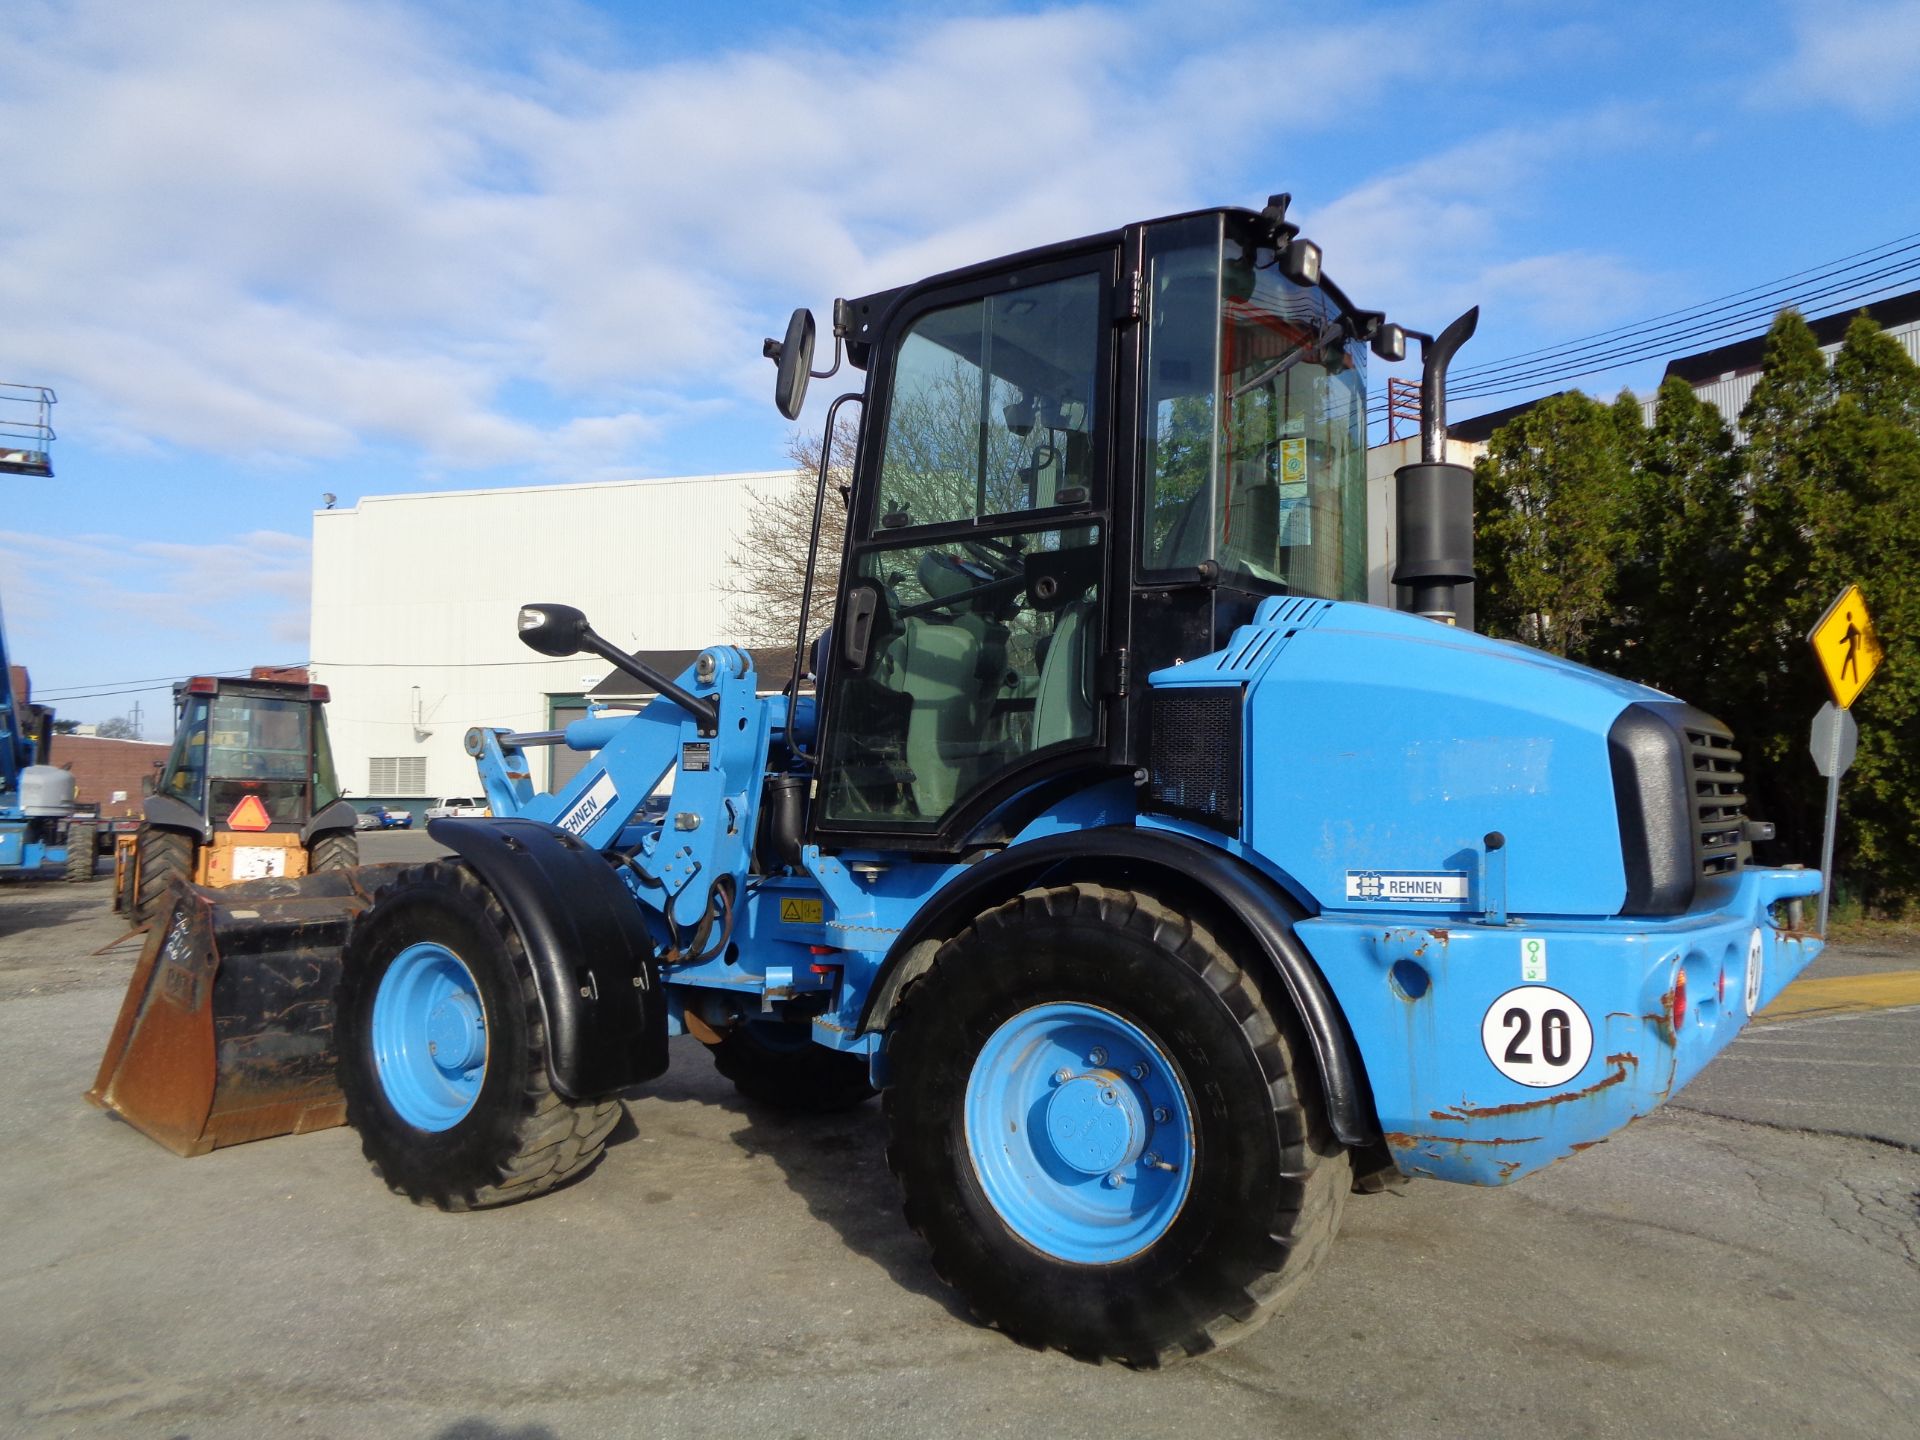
[888,552,996,817]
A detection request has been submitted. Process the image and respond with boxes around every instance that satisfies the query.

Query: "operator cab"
[788,200,1396,852]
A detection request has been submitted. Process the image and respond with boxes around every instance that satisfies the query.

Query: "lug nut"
[1129,1062,1148,1080]
[1089,1047,1107,1065]
[1152,1107,1170,1123]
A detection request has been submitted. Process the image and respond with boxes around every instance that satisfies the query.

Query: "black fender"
[302,798,361,843]
[857,827,1377,1146]
[427,817,668,1098]
[142,792,211,842]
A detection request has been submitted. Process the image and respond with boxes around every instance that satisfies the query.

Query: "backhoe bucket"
[87,864,409,1156]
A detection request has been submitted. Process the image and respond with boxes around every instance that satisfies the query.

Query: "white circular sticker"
[1481,986,1594,1088]
[1744,928,1764,1017]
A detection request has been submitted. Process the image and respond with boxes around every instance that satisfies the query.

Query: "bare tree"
[719,416,857,646]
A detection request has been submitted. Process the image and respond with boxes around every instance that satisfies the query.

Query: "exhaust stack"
[1393,307,1479,626]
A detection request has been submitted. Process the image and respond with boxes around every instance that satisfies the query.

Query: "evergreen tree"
[1725,311,1833,867]
[1612,376,1742,701]
[1473,391,1638,666]
[1810,316,1920,907]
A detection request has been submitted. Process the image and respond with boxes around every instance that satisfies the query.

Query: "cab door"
[814,250,1120,848]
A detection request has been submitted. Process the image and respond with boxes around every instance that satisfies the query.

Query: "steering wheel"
[963,537,1024,577]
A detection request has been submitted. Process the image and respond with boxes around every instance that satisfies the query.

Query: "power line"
[38,663,308,703]
[1366,229,1920,424]
[1447,230,1920,384]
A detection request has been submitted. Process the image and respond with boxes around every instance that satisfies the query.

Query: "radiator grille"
[1686,725,1750,878]
[1146,688,1242,833]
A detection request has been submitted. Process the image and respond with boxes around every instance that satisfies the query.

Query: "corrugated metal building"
[1666,287,1920,429]
[310,471,796,811]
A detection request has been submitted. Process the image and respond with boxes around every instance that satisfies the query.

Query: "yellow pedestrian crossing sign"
[1808,584,1883,709]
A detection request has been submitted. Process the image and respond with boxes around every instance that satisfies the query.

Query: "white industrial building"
[310,471,797,812]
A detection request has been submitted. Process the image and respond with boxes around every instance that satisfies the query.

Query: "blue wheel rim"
[964,1002,1195,1264]
[372,941,488,1131]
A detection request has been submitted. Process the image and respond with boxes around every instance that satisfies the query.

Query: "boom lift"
[0,605,88,881]
[92,197,1823,1364]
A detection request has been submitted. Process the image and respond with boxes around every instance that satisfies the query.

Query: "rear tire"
[66,823,97,882]
[132,827,195,924]
[337,861,620,1211]
[308,829,359,873]
[710,1019,876,1112]
[884,882,1349,1366]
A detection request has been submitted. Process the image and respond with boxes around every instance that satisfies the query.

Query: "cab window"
[874,273,1101,533]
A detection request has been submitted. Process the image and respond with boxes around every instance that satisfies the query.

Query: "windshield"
[207,692,313,823]
[1139,214,1368,600]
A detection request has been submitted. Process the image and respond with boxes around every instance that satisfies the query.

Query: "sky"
[4,0,1919,729]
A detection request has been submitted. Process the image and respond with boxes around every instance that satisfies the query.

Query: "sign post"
[1805,585,1883,935]
[1808,702,1858,935]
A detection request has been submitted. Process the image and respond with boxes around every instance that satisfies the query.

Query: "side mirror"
[1371,323,1407,363]
[517,603,590,657]
[763,308,817,421]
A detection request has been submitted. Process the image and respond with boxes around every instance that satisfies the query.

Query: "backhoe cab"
[114,673,359,921]
[90,195,1825,1368]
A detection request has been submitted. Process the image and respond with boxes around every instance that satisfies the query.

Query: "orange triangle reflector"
[227,795,272,831]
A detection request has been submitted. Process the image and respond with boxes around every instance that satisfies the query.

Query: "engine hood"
[1150,599,1678,918]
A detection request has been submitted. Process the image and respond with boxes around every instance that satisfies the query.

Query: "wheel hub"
[963,1001,1196,1264]
[371,940,487,1131]
[426,991,486,1072]
[1044,1071,1146,1175]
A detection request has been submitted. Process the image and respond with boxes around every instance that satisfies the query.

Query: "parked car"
[355,805,414,831]
[425,796,489,820]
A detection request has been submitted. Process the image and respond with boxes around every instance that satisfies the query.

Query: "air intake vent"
[1146,688,1242,834]
[1609,702,1752,916]
[1686,725,1751,877]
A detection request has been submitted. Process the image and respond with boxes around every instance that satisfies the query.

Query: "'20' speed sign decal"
[1481,986,1594,1088]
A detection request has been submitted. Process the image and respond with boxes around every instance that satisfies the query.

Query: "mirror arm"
[577,631,720,733]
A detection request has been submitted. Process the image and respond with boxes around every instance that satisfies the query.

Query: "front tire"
[884,882,1349,1366]
[308,829,359,873]
[337,862,620,1210]
[66,823,97,882]
[132,827,195,924]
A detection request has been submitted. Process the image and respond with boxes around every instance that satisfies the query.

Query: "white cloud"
[1309,110,1660,337]
[0,0,1476,481]
[1762,0,1920,120]
[0,526,311,653]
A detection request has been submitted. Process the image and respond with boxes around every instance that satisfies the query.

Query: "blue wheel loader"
[91,196,1823,1365]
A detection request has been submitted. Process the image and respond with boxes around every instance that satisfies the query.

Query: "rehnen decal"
[557,772,619,836]
[1345,870,1468,904]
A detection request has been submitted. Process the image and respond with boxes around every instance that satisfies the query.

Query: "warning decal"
[780,898,824,925]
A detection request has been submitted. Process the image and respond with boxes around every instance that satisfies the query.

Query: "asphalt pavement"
[1,869,1914,1440]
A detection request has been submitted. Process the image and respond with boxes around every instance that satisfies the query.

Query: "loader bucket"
[87,863,410,1156]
